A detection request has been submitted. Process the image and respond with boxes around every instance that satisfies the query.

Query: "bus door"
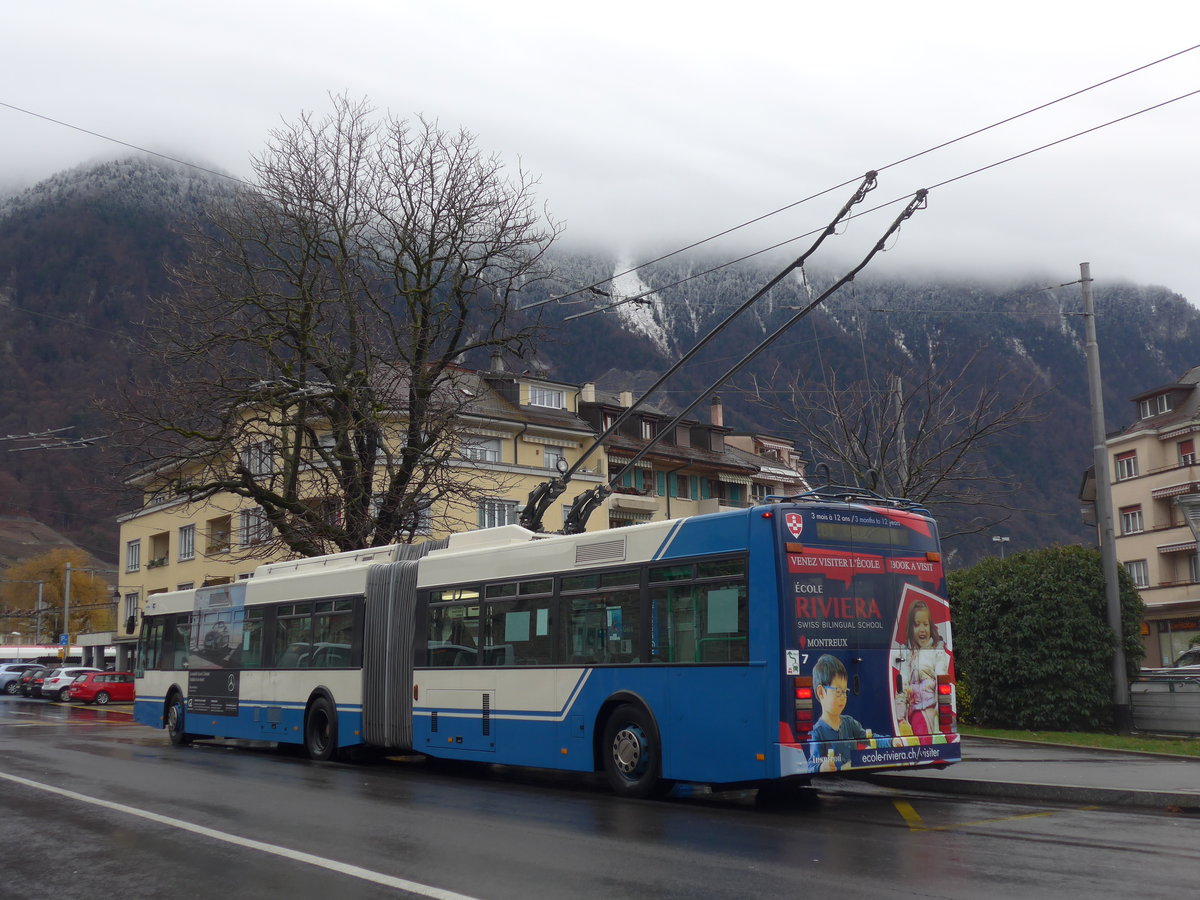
[423,598,496,754]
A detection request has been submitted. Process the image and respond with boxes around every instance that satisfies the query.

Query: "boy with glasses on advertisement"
[807,654,872,773]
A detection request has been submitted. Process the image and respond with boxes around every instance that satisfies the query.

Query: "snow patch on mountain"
[609,260,672,355]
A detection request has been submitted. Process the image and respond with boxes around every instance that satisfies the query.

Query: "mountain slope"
[2,157,1196,565]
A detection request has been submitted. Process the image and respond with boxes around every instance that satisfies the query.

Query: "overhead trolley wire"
[519,171,880,531]
[555,190,931,535]
[564,82,1200,323]
[529,41,1200,309]
[1,42,1196,310]
[0,100,254,188]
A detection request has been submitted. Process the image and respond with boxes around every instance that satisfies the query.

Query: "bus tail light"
[793,675,815,741]
[937,675,957,733]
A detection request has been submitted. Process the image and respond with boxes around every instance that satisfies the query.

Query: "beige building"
[576,390,808,528]
[107,370,807,661]
[1104,365,1200,666]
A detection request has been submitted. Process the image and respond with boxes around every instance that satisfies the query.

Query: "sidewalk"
[863,736,1200,810]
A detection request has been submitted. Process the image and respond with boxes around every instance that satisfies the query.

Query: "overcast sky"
[5,2,1199,302]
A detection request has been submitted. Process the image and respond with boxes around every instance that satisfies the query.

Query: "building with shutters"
[1100,365,1200,665]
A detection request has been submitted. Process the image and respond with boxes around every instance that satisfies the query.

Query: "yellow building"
[1102,366,1200,665]
[112,366,604,658]
[107,369,808,665]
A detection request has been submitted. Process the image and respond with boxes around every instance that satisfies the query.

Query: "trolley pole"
[1081,262,1132,732]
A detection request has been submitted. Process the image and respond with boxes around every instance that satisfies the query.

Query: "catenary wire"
[2,49,1196,321]
[527,42,1200,308]
[556,85,1200,321]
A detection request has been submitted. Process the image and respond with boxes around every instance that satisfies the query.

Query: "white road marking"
[0,770,484,900]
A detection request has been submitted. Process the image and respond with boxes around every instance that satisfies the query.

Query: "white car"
[41,667,103,702]
[0,663,43,694]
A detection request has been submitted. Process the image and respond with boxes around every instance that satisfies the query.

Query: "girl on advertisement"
[893,593,952,743]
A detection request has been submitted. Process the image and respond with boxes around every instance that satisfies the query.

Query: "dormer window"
[1139,394,1172,419]
[529,387,564,409]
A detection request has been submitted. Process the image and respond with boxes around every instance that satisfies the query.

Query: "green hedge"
[948,545,1144,731]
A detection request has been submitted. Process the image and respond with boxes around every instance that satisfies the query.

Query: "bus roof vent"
[575,538,626,566]
[442,525,538,553]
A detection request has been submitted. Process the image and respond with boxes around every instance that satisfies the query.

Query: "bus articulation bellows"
[134,496,959,797]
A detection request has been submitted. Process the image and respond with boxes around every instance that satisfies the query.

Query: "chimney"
[619,391,634,408]
[581,382,596,403]
[490,350,505,373]
[710,395,724,427]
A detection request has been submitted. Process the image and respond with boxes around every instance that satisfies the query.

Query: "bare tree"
[114,95,560,558]
[746,351,1047,538]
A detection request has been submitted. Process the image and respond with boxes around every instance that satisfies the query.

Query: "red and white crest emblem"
[785,512,804,538]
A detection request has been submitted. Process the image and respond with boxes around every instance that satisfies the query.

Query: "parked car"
[1171,647,1200,669]
[1141,647,1200,679]
[0,663,42,695]
[19,666,49,697]
[68,672,135,705]
[40,667,103,702]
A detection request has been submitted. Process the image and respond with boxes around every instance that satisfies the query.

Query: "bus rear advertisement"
[134,497,958,797]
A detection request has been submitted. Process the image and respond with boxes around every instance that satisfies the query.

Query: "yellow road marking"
[893,800,924,829]
[894,799,1100,832]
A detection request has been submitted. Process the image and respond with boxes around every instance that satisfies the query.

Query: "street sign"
[59,633,69,645]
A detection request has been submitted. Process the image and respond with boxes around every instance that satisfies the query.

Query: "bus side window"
[170,614,192,669]
[427,604,479,666]
[275,604,313,668]
[138,619,163,672]
[485,597,553,665]
[563,589,640,665]
[241,607,265,668]
[697,583,748,662]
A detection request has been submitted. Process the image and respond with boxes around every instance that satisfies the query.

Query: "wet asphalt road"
[1,695,1197,899]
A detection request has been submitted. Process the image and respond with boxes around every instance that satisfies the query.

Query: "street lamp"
[992,535,1011,558]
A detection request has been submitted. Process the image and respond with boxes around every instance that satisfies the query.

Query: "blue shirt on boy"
[808,715,869,772]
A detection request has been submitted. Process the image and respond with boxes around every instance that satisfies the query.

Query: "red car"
[67,672,136,705]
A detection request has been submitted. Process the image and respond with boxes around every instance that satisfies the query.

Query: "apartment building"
[1105,365,1200,665]
[105,370,808,659]
[112,365,603,647]
[576,389,808,526]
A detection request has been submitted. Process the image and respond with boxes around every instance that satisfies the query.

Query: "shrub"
[948,545,1144,731]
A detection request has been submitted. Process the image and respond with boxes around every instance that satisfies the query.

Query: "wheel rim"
[611,724,649,779]
[311,709,331,753]
[168,701,181,734]
[96,692,109,705]
[60,689,71,702]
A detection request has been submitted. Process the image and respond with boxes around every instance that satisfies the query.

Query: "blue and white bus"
[134,495,959,797]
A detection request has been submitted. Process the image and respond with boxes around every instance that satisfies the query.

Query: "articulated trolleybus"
[135,491,959,797]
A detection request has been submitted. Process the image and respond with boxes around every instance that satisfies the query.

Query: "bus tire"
[304,696,338,762]
[601,703,670,799]
[166,691,193,746]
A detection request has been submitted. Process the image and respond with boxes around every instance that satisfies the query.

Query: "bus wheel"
[602,704,670,799]
[304,696,338,762]
[166,692,193,746]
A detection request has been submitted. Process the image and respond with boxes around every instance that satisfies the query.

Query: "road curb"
[863,772,1200,811]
